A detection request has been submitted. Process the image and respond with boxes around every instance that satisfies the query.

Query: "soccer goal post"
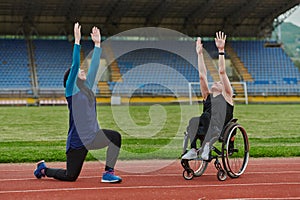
[188,81,248,105]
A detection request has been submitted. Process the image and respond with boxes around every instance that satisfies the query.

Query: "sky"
[284,5,300,27]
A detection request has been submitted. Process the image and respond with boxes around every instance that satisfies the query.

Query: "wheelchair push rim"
[222,124,249,178]
[192,159,208,177]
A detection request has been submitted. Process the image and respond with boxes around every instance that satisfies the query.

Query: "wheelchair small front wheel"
[217,169,227,181]
[183,169,194,180]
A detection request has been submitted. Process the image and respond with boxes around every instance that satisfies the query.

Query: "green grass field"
[0,104,299,163]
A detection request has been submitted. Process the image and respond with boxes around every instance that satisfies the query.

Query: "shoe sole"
[34,172,42,179]
[101,179,122,183]
[36,160,45,165]
[181,157,198,160]
[181,154,197,160]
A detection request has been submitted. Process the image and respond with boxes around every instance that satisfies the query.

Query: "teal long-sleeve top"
[65,44,102,152]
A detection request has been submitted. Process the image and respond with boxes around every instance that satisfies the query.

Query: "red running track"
[0,158,299,200]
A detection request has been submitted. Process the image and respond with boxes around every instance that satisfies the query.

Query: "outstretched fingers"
[74,22,81,31]
[92,26,98,34]
[74,22,81,44]
[196,37,201,48]
[216,31,226,41]
[196,37,203,54]
[222,32,226,41]
[90,26,101,47]
[91,26,100,36]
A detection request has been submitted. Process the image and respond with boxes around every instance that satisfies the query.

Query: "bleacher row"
[0,38,300,97]
[230,41,300,95]
[0,39,31,89]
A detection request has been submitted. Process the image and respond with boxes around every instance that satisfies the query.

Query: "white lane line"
[1,170,300,182]
[0,159,299,172]
[0,182,299,194]
[0,170,300,182]
[219,198,300,200]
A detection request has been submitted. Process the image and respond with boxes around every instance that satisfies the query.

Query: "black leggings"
[45,129,121,181]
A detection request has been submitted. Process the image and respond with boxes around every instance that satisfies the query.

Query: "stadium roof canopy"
[0,0,299,38]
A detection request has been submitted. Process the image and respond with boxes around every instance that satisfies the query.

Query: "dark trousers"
[45,129,121,181]
[188,113,210,149]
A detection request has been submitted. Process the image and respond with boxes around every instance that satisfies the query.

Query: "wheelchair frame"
[181,119,250,181]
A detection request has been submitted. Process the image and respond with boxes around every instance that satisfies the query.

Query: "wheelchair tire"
[183,169,194,180]
[217,169,227,181]
[222,123,249,178]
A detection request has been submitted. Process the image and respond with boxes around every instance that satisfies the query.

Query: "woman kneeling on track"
[34,22,122,183]
[182,31,234,161]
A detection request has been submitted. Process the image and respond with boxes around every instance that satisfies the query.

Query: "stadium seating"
[81,40,94,57]
[105,40,216,96]
[33,39,72,90]
[1,38,300,98]
[33,39,102,94]
[230,40,300,95]
[0,39,31,93]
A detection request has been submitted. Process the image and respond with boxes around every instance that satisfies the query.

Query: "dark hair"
[63,68,71,88]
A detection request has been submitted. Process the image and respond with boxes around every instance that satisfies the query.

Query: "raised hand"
[90,26,101,47]
[196,37,203,55]
[215,31,226,52]
[74,22,81,45]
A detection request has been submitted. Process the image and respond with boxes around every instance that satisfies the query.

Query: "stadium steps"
[97,81,111,96]
[226,44,253,82]
[80,48,86,68]
[110,61,123,82]
[232,83,245,97]
[102,44,123,83]
[203,51,219,81]
[26,39,38,96]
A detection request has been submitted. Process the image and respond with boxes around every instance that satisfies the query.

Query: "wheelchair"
[180,118,250,181]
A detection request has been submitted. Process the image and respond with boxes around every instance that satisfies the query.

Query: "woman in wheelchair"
[182,31,234,161]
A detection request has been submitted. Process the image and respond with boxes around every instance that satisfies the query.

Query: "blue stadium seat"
[230,40,300,95]
[110,45,205,96]
[0,39,32,91]
[33,39,72,89]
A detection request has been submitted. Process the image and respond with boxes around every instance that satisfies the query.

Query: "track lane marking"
[1,170,300,182]
[0,170,300,182]
[0,182,299,194]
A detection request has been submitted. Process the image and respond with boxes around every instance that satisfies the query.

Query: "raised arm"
[196,37,210,100]
[215,31,233,105]
[65,22,81,97]
[85,26,102,89]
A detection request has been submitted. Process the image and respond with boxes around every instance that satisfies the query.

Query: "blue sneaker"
[34,160,47,179]
[101,169,122,183]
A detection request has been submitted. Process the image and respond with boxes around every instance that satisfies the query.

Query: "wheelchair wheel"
[217,169,227,181]
[183,168,194,180]
[190,159,208,177]
[222,123,249,178]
